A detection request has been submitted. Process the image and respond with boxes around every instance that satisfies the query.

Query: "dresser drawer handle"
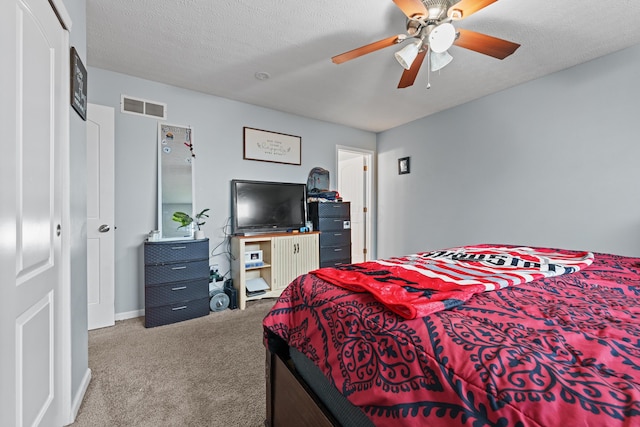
[334,233,342,236]
[171,286,187,291]
[172,306,187,311]
[171,246,187,250]
[334,248,343,252]
[171,266,187,270]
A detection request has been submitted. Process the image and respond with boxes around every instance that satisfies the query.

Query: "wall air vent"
[121,95,167,119]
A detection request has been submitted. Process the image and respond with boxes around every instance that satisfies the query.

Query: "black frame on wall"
[398,156,410,175]
[70,46,87,121]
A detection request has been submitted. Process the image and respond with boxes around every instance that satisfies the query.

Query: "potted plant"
[172,208,210,239]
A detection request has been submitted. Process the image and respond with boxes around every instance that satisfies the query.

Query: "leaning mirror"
[158,123,195,240]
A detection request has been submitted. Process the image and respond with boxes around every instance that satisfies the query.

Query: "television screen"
[231,180,307,235]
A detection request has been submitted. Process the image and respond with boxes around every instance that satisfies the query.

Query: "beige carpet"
[72,299,276,427]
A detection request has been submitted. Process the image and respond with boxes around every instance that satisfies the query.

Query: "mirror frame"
[157,122,196,240]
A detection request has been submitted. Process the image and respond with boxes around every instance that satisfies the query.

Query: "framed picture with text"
[70,47,87,121]
[243,127,301,165]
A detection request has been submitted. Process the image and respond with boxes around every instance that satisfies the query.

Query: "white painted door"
[338,149,373,263]
[87,104,116,330]
[0,0,68,425]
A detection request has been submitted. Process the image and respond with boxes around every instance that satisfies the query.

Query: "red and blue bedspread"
[263,246,640,426]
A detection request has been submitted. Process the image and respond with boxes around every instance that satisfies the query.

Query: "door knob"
[98,224,110,233]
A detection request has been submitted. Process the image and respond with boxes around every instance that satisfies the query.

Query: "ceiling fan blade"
[398,49,426,88]
[448,0,498,20]
[332,35,404,64]
[393,0,428,19]
[454,28,520,59]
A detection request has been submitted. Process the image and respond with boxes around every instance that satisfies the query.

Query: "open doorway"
[337,147,374,263]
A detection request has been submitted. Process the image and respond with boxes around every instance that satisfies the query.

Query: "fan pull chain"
[426,46,431,90]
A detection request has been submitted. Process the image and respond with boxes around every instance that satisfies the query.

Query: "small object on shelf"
[246,277,269,292]
[246,289,267,297]
[244,250,264,268]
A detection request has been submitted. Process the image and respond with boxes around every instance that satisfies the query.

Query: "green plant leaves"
[172,211,193,229]
[172,209,211,230]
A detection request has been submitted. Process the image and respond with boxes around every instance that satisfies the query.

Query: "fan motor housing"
[210,290,230,312]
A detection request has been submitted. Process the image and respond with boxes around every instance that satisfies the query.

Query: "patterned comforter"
[263,247,640,426]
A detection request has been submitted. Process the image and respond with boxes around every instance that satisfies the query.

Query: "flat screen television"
[231,179,307,235]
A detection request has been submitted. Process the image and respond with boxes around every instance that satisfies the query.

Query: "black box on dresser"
[308,201,351,268]
[144,238,210,328]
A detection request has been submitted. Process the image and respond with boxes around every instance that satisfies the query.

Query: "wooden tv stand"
[231,232,319,309]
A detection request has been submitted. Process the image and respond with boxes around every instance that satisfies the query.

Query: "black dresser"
[144,239,210,328]
[308,201,351,268]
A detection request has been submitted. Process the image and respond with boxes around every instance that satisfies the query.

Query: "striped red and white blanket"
[311,244,594,319]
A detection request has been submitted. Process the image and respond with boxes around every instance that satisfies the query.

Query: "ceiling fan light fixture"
[394,39,422,70]
[447,8,463,20]
[428,22,456,53]
[430,50,453,71]
[425,0,454,19]
[330,0,521,90]
[406,19,422,36]
[427,6,443,19]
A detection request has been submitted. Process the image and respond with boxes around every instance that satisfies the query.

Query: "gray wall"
[377,44,640,259]
[63,0,89,411]
[87,68,377,315]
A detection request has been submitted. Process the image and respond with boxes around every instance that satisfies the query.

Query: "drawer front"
[320,258,352,268]
[145,278,209,307]
[315,217,351,232]
[145,259,209,285]
[320,244,351,262]
[309,202,350,219]
[144,297,210,328]
[144,239,209,265]
[319,230,350,247]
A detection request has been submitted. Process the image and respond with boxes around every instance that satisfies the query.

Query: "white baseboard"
[115,309,144,321]
[66,368,91,425]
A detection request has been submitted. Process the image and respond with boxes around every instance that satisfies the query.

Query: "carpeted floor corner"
[71,299,276,427]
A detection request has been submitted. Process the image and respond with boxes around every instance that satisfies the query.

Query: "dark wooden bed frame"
[265,348,339,427]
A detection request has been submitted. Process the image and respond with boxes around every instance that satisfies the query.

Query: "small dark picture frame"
[70,47,87,121]
[398,157,410,175]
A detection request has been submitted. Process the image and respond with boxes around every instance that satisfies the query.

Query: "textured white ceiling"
[87,0,640,132]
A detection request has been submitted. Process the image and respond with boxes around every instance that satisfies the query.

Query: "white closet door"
[0,0,68,425]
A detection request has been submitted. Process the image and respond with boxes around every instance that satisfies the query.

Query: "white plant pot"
[194,230,205,240]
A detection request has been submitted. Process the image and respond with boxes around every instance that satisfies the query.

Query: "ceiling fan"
[331,0,520,88]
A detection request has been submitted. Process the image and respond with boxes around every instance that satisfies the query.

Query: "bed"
[262,244,640,426]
